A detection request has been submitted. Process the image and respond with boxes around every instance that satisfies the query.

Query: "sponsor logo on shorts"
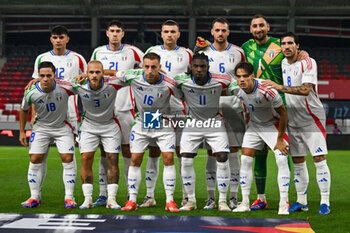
[69,146,74,151]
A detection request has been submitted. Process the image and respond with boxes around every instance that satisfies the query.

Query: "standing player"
[25,25,87,204]
[199,17,245,210]
[19,62,76,209]
[240,15,286,210]
[262,32,331,214]
[119,53,181,212]
[90,20,144,207]
[175,53,232,212]
[229,62,290,215]
[73,61,124,209]
[141,20,193,207]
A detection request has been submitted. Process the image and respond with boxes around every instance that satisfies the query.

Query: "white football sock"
[181,157,196,201]
[228,152,240,199]
[240,155,254,204]
[274,150,290,205]
[178,157,188,199]
[40,151,49,198]
[107,184,119,201]
[315,160,331,206]
[163,165,176,203]
[62,161,76,200]
[123,156,131,184]
[216,160,230,202]
[293,161,309,205]
[145,156,160,198]
[82,184,93,202]
[206,155,217,200]
[99,155,108,197]
[128,166,141,202]
[28,162,42,200]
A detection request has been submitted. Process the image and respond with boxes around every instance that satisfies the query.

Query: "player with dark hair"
[142,20,193,208]
[90,19,144,207]
[22,25,87,206]
[229,62,290,215]
[262,32,331,215]
[20,61,77,209]
[175,53,232,211]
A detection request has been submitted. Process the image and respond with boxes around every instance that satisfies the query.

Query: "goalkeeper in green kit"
[241,14,307,210]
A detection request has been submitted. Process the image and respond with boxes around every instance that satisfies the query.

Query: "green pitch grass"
[0,146,349,233]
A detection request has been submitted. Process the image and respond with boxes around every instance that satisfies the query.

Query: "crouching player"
[73,61,124,209]
[229,62,290,215]
[19,61,77,209]
[119,53,181,212]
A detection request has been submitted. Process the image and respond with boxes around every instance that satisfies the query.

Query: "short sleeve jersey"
[242,37,284,85]
[282,57,325,127]
[201,43,246,78]
[175,73,232,121]
[229,79,283,126]
[146,45,193,78]
[32,50,87,82]
[91,44,144,111]
[21,80,75,128]
[116,69,182,122]
[72,77,125,128]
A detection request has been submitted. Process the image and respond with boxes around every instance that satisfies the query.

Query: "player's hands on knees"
[75,74,88,84]
[274,139,289,155]
[25,79,39,90]
[194,36,210,52]
[19,132,28,146]
[262,80,281,91]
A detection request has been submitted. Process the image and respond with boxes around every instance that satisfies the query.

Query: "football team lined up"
[18,14,331,215]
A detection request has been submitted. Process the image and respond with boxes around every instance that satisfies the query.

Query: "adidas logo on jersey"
[101,56,108,60]
[69,146,74,151]
[315,147,323,153]
[188,89,195,93]
[37,99,44,104]
[137,86,144,91]
[83,94,90,99]
[209,58,214,62]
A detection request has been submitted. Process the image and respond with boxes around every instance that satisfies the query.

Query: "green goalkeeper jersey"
[241,36,284,85]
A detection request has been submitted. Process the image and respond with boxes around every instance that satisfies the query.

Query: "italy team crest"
[55,93,63,101]
[229,54,235,63]
[66,59,73,68]
[104,91,110,98]
[177,54,183,62]
[269,49,275,58]
[121,53,128,61]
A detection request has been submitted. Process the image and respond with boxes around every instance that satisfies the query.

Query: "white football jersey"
[201,43,246,78]
[72,77,125,130]
[32,50,87,82]
[229,79,283,126]
[146,45,192,112]
[21,80,75,128]
[91,44,144,111]
[282,57,326,127]
[175,72,232,121]
[146,45,193,78]
[115,69,182,122]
